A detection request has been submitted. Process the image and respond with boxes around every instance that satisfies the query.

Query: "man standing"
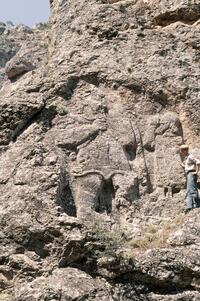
[180,145,200,212]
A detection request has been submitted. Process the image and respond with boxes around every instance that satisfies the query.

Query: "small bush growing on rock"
[56,105,68,116]
[87,216,128,257]
[188,0,199,5]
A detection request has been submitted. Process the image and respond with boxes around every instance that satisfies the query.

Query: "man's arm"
[196,161,200,173]
[188,155,200,174]
[190,155,200,173]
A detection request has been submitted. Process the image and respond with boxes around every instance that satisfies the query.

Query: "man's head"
[180,144,189,156]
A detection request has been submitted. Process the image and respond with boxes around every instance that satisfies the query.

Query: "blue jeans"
[186,172,199,209]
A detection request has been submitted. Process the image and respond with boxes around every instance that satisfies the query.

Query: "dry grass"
[129,214,185,250]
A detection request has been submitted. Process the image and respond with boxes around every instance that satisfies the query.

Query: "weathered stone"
[15,268,113,301]
[0,0,199,300]
[0,92,44,145]
[0,22,48,87]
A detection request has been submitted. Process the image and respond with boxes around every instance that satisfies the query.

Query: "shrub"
[87,217,128,257]
[56,105,68,116]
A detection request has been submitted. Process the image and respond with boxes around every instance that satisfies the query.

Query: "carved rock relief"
[51,83,185,219]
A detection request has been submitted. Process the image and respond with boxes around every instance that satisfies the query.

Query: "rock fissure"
[154,7,200,27]
[11,103,46,143]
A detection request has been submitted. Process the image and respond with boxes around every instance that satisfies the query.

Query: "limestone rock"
[15,268,113,301]
[0,0,199,300]
[0,92,44,146]
[0,22,48,87]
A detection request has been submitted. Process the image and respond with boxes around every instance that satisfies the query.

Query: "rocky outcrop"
[0,0,200,300]
[0,22,48,87]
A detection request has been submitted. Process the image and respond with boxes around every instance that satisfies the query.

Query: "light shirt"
[184,154,200,173]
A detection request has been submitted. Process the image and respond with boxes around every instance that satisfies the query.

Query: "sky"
[0,0,50,27]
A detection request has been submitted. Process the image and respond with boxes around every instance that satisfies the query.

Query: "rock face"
[0,23,48,87]
[0,0,200,300]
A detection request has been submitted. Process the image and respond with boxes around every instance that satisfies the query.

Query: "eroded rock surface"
[0,0,200,300]
[0,22,48,88]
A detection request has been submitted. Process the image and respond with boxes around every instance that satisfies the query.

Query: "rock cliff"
[0,0,200,300]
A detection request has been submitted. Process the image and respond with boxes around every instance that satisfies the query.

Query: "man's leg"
[193,174,200,208]
[186,173,198,209]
